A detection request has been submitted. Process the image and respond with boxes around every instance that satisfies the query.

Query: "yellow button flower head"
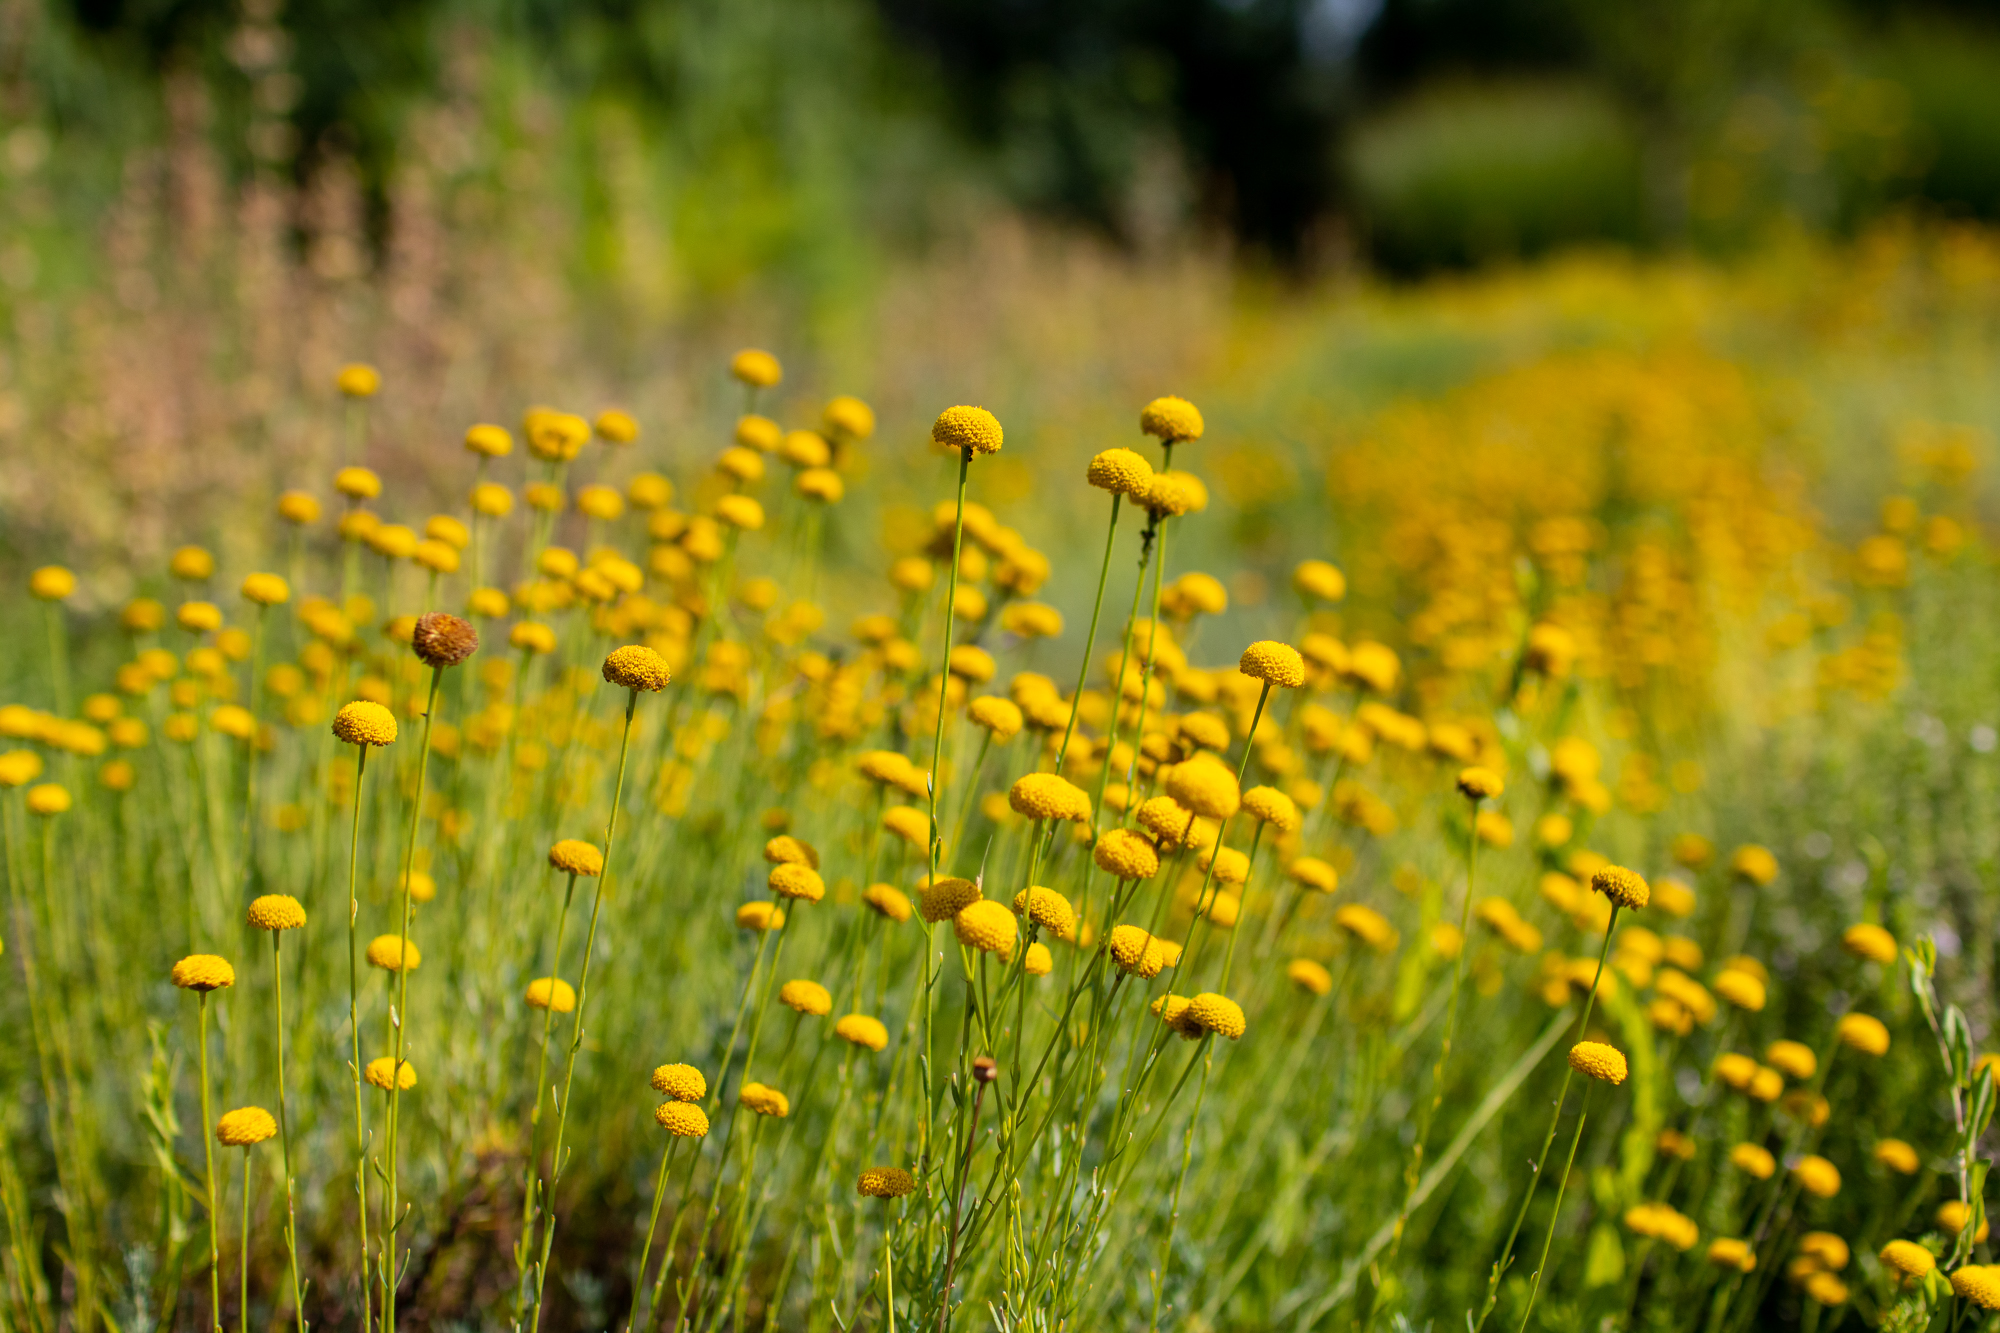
[1590,865,1649,910]
[335,466,381,499]
[526,411,592,462]
[1107,924,1179,979]
[1841,923,1896,964]
[29,565,76,600]
[763,835,819,869]
[918,876,980,923]
[628,473,673,509]
[1880,1240,1934,1279]
[1199,845,1250,885]
[577,484,625,521]
[655,1102,710,1137]
[1013,886,1078,941]
[365,935,421,972]
[26,783,70,816]
[1293,559,1346,602]
[413,539,459,574]
[730,349,782,388]
[511,622,557,655]
[594,409,639,444]
[1335,904,1398,952]
[1188,992,1247,1040]
[932,405,1003,456]
[172,954,236,992]
[247,895,306,931]
[603,644,671,692]
[1803,1272,1848,1306]
[735,414,782,451]
[1708,1239,1756,1273]
[1023,942,1055,975]
[1241,785,1300,831]
[1951,1267,2000,1310]
[337,363,381,397]
[277,490,321,525]
[1713,968,1766,1012]
[1289,857,1339,892]
[178,601,224,634]
[1008,772,1091,823]
[1093,828,1162,880]
[864,884,913,922]
[216,1107,278,1146]
[1136,796,1198,848]
[0,750,41,788]
[1765,1040,1816,1080]
[365,1057,417,1091]
[824,396,875,440]
[468,587,509,619]
[464,423,513,457]
[1152,994,1202,1040]
[241,573,289,606]
[1165,757,1241,819]
[1568,1041,1629,1085]
[797,468,845,502]
[652,1064,706,1100]
[968,696,1024,741]
[1835,1012,1889,1056]
[740,1082,789,1117]
[780,430,830,468]
[525,977,576,1012]
[1730,843,1779,886]
[1793,1155,1841,1199]
[1239,640,1306,689]
[955,900,1018,957]
[948,644,996,683]
[779,980,833,1016]
[1939,1200,1990,1241]
[170,545,216,581]
[1087,447,1155,497]
[715,494,765,530]
[472,482,514,517]
[1456,767,1504,802]
[1729,1143,1776,1179]
[769,863,825,903]
[1799,1232,1850,1271]
[1140,396,1203,443]
[1139,472,1196,517]
[835,1014,890,1051]
[1288,959,1333,995]
[548,839,604,877]
[857,1166,916,1198]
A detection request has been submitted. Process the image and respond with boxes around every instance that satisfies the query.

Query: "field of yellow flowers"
[4,219,2000,1333]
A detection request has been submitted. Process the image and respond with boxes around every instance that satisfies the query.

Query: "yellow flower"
[835,1014,890,1051]
[1198,845,1249,885]
[1012,886,1078,941]
[1729,1143,1775,1179]
[1835,1012,1889,1056]
[1707,1239,1756,1273]
[735,414,782,450]
[655,1102,710,1137]
[472,482,514,517]
[1001,602,1063,638]
[172,954,236,992]
[178,601,223,634]
[948,644,996,683]
[525,411,591,461]
[1456,767,1504,801]
[577,484,625,521]
[1152,994,1202,1040]
[1087,448,1155,496]
[1939,1200,1991,1241]
[525,978,576,1012]
[25,784,70,816]
[864,884,913,923]
[1590,865,1649,910]
[335,466,381,499]
[278,490,321,524]
[1713,968,1766,1012]
[1187,992,1246,1040]
[1008,772,1092,822]
[1651,878,1697,917]
[1880,1240,1934,1278]
[247,895,306,931]
[464,423,513,457]
[241,572,290,606]
[365,935,421,972]
[511,622,558,655]
[1241,785,1300,831]
[1024,942,1055,975]
[29,565,76,601]
[823,396,875,440]
[779,980,833,1016]
[730,349,782,388]
[365,1057,417,1091]
[1730,844,1779,886]
[594,409,639,444]
[1334,904,1397,952]
[1840,923,1896,964]
[1107,924,1180,979]
[716,494,765,530]
[857,1166,916,1198]
[627,473,673,509]
[931,405,1004,456]
[779,430,830,468]
[1803,1273,1848,1306]
[1293,559,1346,602]
[1793,1155,1841,1199]
[1950,1267,2000,1310]
[1568,1041,1629,1085]
[1765,1040,1816,1080]
[763,835,819,869]
[740,1082,789,1117]
[468,587,509,619]
[336,363,381,397]
[955,900,1018,957]
[603,645,671,692]
[1164,757,1240,819]
[1238,640,1305,689]
[1288,959,1333,995]
[651,1063,706,1100]
[769,863,825,903]
[912,876,975,924]
[1093,828,1161,880]
[216,1107,278,1146]
[968,696,1024,740]
[1288,857,1338,892]
[1798,1232,1850,1272]
[1139,395,1203,443]
[548,839,604,877]
[797,468,845,502]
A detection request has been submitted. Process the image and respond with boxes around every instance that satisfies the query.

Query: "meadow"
[4,205,2000,1333]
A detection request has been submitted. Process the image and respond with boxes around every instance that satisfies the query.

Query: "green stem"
[200,994,220,1333]
[274,932,306,1333]
[346,743,374,1333]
